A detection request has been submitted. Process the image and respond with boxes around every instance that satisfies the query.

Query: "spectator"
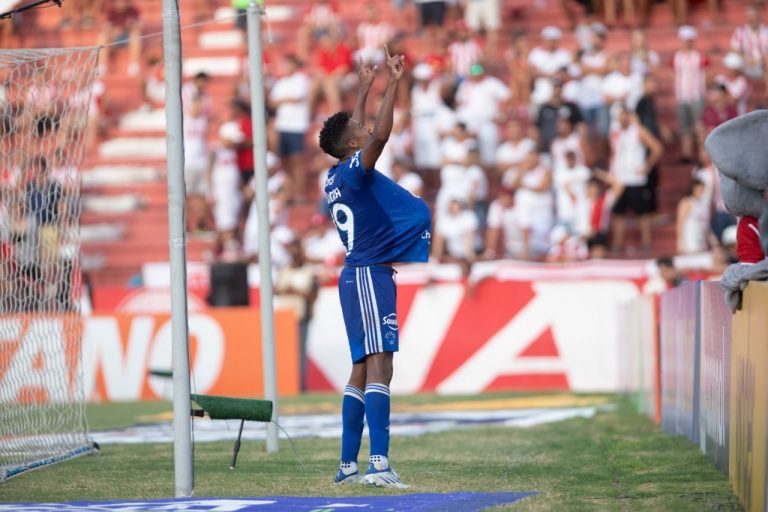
[311,31,353,115]
[635,74,664,216]
[208,122,245,256]
[546,224,588,262]
[464,147,490,227]
[436,123,476,217]
[455,64,511,166]
[528,26,573,111]
[656,256,686,288]
[432,198,479,262]
[448,21,484,80]
[414,0,448,49]
[182,72,212,117]
[550,117,590,173]
[730,3,768,86]
[184,96,211,233]
[303,213,345,265]
[504,32,532,113]
[609,108,662,252]
[676,178,710,254]
[411,63,446,172]
[98,0,142,75]
[495,118,536,179]
[673,25,708,163]
[392,159,424,197]
[693,147,735,241]
[554,149,591,234]
[355,3,394,66]
[629,29,659,77]
[464,0,501,57]
[578,29,610,142]
[297,0,342,61]
[141,56,165,111]
[535,81,583,154]
[585,169,624,238]
[601,51,643,117]
[270,55,311,201]
[700,83,738,134]
[484,186,524,259]
[586,232,609,259]
[717,52,750,116]
[506,151,554,259]
[230,99,254,187]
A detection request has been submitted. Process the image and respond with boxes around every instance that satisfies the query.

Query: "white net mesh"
[0,47,99,481]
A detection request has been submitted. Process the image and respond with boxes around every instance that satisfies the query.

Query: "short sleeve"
[341,150,369,189]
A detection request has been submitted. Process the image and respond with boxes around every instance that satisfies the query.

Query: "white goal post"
[0,47,100,481]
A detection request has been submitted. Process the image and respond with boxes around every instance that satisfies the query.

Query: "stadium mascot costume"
[705,109,768,312]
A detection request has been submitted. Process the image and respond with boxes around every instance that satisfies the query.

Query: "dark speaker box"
[207,262,249,307]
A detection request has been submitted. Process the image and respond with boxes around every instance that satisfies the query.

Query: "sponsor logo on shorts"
[382,313,398,331]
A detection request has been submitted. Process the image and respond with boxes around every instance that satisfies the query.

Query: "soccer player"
[319,47,432,489]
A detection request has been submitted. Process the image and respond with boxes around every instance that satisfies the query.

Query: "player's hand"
[358,56,377,89]
[384,45,405,82]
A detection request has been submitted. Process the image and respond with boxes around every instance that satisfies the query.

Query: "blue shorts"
[339,265,398,363]
[278,131,305,157]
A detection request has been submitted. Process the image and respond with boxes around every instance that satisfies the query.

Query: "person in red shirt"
[311,31,352,114]
[700,83,738,135]
[229,99,254,186]
[97,0,142,75]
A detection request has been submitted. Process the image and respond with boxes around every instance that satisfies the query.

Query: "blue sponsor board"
[660,282,700,443]
[698,281,731,474]
[1,492,537,512]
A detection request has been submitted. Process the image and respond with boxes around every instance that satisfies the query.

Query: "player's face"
[347,119,372,151]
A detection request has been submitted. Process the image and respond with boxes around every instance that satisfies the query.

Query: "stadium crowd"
[168,0,761,272]
[4,0,767,290]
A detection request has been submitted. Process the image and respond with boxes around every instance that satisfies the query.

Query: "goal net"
[0,47,100,481]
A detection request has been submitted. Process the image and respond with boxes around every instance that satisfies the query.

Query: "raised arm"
[360,45,405,171]
[352,56,376,126]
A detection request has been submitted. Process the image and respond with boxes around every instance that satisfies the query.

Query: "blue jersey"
[324,150,432,266]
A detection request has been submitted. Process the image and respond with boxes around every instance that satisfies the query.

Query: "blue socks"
[340,385,365,463]
[365,383,391,459]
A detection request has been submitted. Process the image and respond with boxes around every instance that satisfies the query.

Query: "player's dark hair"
[319,111,351,159]
[656,256,675,269]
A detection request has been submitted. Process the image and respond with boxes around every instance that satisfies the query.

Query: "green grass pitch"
[0,394,742,511]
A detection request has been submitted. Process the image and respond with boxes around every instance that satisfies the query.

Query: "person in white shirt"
[609,108,663,252]
[464,0,500,57]
[484,186,524,259]
[554,150,591,233]
[411,63,444,171]
[601,51,644,121]
[578,29,610,141]
[391,159,424,197]
[455,64,511,166]
[465,147,490,227]
[676,178,710,254]
[730,4,768,83]
[432,198,479,262]
[448,21,484,79]
[550,117,590,175]
[355,2,394,65]
[506,151,554,259]
[630,29,659,77]
[208,122,245,251]
[184,95,210,232]
[269,54,311,200]
[717,52,750,116]
[436,123,476,218]
[495,118,536,178]
[528,26,573,111]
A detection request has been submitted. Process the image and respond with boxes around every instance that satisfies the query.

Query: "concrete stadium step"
[119,109,167,132]
[82,165,164,187]
[98,137,167,160]
[183,56,241,77]
[199,30,244,50]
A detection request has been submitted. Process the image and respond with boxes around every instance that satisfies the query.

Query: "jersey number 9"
[332,203,355,255]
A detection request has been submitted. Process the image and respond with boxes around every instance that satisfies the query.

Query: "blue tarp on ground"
[2,492,537,511]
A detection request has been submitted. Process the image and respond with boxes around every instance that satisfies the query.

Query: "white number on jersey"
[332,203,355,255]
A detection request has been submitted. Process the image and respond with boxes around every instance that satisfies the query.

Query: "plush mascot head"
[704,110,768,255]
